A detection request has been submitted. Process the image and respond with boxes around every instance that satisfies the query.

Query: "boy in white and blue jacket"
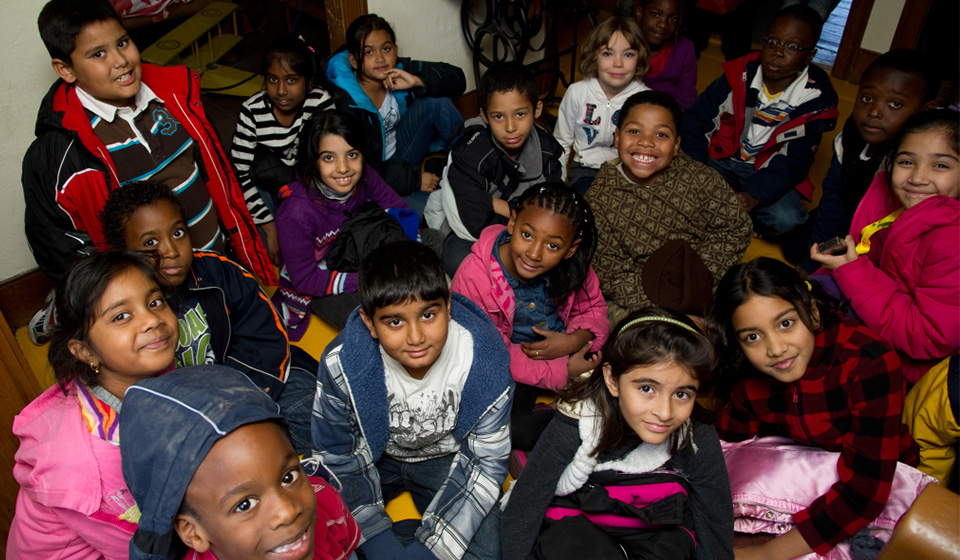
[312,241,513,560]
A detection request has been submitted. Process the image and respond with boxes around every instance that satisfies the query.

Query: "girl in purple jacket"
[452,182,608,450]
[273,110,410,336]
[636,0,698,109]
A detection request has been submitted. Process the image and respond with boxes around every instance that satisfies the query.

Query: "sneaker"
[28,289,57,345]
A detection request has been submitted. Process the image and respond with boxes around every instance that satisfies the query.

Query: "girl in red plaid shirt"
[708,257,918,560]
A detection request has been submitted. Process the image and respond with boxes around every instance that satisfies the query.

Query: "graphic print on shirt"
[386,388,460,459]
[581,104,621,146]
[175,302,215,368]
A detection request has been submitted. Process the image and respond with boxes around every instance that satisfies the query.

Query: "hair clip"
[618,316,699,336]
[297,35,315,53]
[804,281,812,291]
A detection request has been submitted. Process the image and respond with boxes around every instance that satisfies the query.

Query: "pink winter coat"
[833,170,960,382]
[451,224,609,390]
[6,382,137,560]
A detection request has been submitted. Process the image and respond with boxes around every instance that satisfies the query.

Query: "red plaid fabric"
[718,319,917,553]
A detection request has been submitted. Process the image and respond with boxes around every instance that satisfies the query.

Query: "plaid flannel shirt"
[718,319,915,554]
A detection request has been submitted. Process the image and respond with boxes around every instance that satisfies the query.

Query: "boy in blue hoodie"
[312,241,513,560]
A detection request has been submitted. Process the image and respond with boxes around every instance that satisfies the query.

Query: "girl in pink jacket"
[811,109,959,383]
[7,252,178,559]
[452,182,608,450]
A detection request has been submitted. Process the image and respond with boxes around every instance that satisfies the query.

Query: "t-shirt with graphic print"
[172,296,216,368]
[383,319,473,462]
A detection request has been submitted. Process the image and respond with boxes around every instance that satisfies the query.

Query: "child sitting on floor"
[271,110,415,334]
[681,4,839,237]
[313,241,513,560]
[8,252,177,558]
[326,13,466,215]
[554,16,650,194]
[810,109,959,383]
[99,180,318,455]
[434,62,564,276]
[452,182,607,451]
[501,307,734,560]
[586,90,752,325]
[790,49,938,271]
[635,0,697,110]
[231,35,336,263]
[120,367,360,560]
[708,258,923,560]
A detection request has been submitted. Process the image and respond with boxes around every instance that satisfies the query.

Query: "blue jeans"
[276,346,319,456]
[378,454,502,560]
[391,96,463,165]
[706,157,809,236]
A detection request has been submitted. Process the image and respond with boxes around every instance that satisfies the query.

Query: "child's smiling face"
[501,205,580,282]
[360,297,451,380]
[315,134,364,195]
[731,294,816,383]
[52,18,142,108]
[176,422,318,560]
[853,67,930,147]
[615,103,680,186]
[124,200,194,288]
[595,31,639,98]
[482,89,543,158]
[890,130,960,209]
[604,361,699,446]
[638,0,681,49]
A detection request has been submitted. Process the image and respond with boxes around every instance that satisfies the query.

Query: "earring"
[89,362,100,375]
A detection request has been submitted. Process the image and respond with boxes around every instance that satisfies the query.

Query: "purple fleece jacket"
[643,37,698,110]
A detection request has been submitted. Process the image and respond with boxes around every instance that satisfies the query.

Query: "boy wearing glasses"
[682,5,839,237]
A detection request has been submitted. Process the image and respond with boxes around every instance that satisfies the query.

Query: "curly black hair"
[100,181,186,251]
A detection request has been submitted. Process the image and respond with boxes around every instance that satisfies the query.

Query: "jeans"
[276,346,319,456]
[392,96,463,165]
[378,454,502,560]
[706,156,809,236]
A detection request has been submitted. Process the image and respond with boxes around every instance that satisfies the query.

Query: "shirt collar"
[75,82,161,122]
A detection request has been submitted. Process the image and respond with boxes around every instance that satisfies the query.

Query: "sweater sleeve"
[680,75,728,163]
[685,425,735,560]
[833,226,960,362]
[563,267,609,352]
[364,164,411,210]
[588,184,649,310]
[555,87,578,182]
[405,58,467,99]
[443,138,503,240]
[207,254,290,398]
[716,380,762,442]
[792,340,906,554]
[694,166,753,284]
[798,149,846,273]
[501,413,581,560]
[231,101,274,224]
[276,201,358,297]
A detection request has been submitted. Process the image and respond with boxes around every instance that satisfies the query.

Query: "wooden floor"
[813,0,853,70]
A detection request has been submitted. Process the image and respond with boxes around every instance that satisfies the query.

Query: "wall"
[0,2,52,281]
[861,0,906,53]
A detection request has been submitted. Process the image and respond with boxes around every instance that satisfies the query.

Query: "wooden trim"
[0,269,52,332]
[891,0,932,49]
[454,89,479,121]
[325,0,368,53]
[0,308,43,550]
[832,0,875,81]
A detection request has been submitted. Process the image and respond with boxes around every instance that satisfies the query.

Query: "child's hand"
[421,172,440,192]
[567,343,601,378]
[382,68,424,91]
[809,235,857,271]
[735,192,759,212]
[262,221,280,265]
[522,328,593,361]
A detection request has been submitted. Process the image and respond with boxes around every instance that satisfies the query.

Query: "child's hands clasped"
[522,327,594,361]
[382,68,424,91]
[809,235,858,271]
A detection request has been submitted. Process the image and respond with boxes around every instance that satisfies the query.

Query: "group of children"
[8,0,959,559]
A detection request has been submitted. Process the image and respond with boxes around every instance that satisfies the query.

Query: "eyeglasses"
[762,37,815,56]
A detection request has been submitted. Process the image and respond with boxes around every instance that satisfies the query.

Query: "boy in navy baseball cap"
[119,366,359,560]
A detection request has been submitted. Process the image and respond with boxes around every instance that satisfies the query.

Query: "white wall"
[861,0,906,53]
[0,2,53,281]
[367,0,476,90]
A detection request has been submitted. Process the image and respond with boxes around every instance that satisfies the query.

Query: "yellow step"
[142,1,238,67]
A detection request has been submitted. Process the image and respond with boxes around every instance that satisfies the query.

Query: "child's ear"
[479,107,489,125]
[68,339,97,368]
[602,364,619,398]
[359,309,379,340]
[51,58,78,84]
[505,209,518,234]
[534,100,543,119]
[803,49,817,67]
[348,53,358,70]
[921,100,938,111]
[614,128,621,150]
[175,514,211,553]
[564,237,581,260]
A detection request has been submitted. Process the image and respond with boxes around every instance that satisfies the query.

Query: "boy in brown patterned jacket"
[585,91,752,323]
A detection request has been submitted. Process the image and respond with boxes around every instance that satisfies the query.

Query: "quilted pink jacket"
[6,382,138,560]
[833,170,960,382]
[451,225,609,390]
